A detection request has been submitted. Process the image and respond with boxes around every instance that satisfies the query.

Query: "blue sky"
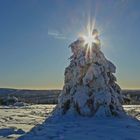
[0,0,140,89]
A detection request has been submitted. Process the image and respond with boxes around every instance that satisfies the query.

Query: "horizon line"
[0,87,140,91]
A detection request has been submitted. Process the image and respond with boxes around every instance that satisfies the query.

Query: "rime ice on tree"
[58,29,124,116]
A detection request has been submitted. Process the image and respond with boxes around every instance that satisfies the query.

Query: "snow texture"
[0,105,55,140]
[0,105,140,140]
[19,105,140,140]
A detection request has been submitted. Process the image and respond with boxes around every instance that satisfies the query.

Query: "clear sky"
[0,0,140,90]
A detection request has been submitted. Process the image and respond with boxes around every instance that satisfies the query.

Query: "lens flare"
[83,21,98,45]
[79,20,100,60]
[83,33,96,48]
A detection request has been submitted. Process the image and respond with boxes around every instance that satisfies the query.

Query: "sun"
[82,28,99,53]
[79,21,100,59]
[83,33,96,48]
[80,20,99,49]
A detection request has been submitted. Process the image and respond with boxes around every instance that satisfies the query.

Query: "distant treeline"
[123,90,140,104]
[0,88,60,104]
[0,88,140,104]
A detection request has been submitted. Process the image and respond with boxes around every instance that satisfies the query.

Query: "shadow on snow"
[17,108,140,140]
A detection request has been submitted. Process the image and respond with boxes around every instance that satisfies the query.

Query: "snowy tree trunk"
[58,31,125,117]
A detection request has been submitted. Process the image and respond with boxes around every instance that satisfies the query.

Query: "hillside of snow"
[0,105,140,140]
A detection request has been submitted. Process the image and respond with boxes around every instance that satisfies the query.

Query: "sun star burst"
[80,22,99,59]
[81,19,98,48]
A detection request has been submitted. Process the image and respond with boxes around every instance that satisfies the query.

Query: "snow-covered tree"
[58,29,124,117]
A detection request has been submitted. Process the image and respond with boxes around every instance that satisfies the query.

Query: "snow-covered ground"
[0,105,55,140]
[0,105,140,140]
